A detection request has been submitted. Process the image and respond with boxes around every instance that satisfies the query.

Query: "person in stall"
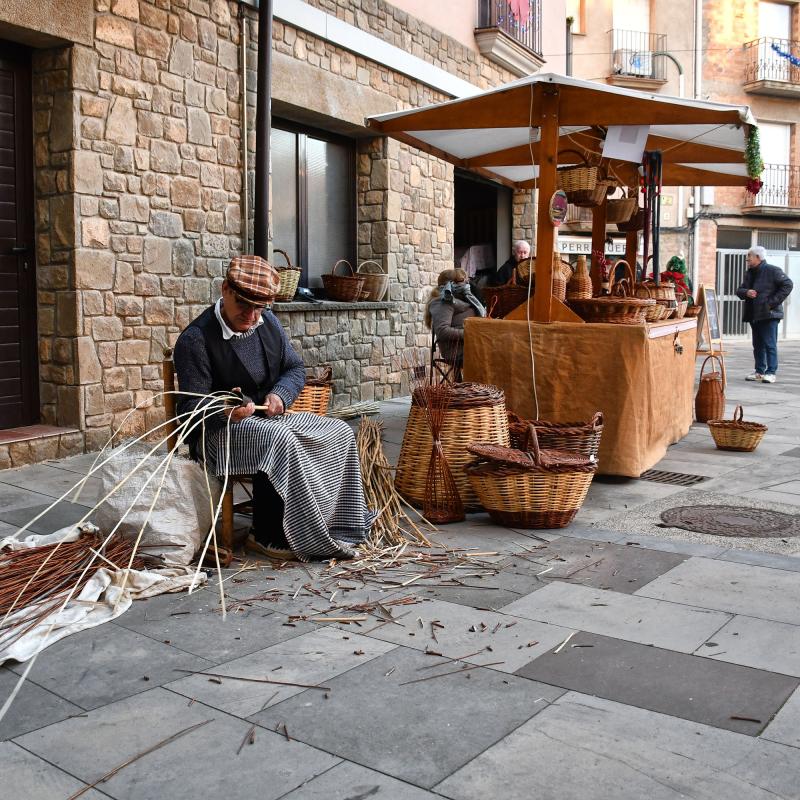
[173,255,373,561]
[425,268,486,373]
[477,239,531,288]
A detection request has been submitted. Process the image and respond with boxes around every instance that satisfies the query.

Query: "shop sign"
[557,236,631,256]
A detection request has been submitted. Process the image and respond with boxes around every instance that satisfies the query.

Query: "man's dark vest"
[189,306,283,405]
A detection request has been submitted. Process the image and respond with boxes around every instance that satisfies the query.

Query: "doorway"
[0,43,37,429]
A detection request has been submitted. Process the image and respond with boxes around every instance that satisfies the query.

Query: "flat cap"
[225,255,281,305]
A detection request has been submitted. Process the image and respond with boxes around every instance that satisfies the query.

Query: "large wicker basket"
[556,150,611,207]
[708,405,767,452]
[605,195,637,224]
[291,365,332,415]
[485,270,529,319]
[395,383,509,511]
[357,260,389,302]
[570,265,654,324]
[695,355,724,423]
[273,248,302,302]
[508,411,604,460]
[322,259,365,302]
[466,426,597,529]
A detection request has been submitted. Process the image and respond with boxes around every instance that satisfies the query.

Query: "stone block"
[114,262,134,294]
[84,383,106,415]
[200,233,228,257]
[135,273,160,296]
[50,195,75,247]
[200,163,223,187]
[115,295,144,316]
[197,18,216,49]
[211,0,231,25]
[118,195,149,223]
[169,39,194,77]
[183,277,210,303]
[72,46,99,92]
[76,337,103,384]
[92,316,124,341]
[187,108,212,146]
[73,151,103,195]
[50,91,76,152]
[117,340,150,365]
[144,297,174,325]
[135,27,170,61]
[102,367,127,392]
[137,111,163,138]
[172,239,195,276]
[149,211,182,238]
[57,384,83,427]
[206,87,227,115]
[150,140,181,173]
[81,218,110,248]
[170,177,201,208]
[95,16,135,49]
[163,118,187,143]
[142,236,172,273]
[74,249,115,290]
[111,0,138,21]
[217,39,238,71]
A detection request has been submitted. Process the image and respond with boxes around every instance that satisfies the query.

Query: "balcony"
[475,0,544,77]
[562,204,593,231]
[607,29,668,90]
[743,164,800,217]
[744,38,800,97]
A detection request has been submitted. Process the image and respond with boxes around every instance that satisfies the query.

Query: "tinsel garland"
[770,42,800,68]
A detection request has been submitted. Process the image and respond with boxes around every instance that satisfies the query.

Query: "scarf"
[440,281,486,318]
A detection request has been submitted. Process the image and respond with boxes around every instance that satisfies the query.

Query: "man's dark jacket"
[735,261,794,323]
[486,256,517,287]
[173,306,305,455]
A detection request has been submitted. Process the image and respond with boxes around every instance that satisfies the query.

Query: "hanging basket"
[273,248,302,302]
[708,405,767,452]
[321,259,365,302]
[617,208,645,232]
[605,196,638,224]
[508,411,604,460]
[695,355,725,423]
[357,260,389,302]
[291,365,333,415]
[484,269,529,319]
[556,149,612,207]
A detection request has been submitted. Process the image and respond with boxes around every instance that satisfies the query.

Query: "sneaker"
[745,372,763,382]
[762,374,776,384]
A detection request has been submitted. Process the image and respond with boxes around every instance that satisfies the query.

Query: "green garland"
[745,127,764,179]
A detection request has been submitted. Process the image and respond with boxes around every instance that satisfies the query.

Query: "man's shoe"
[245,534,298,561]
[762,374,776,384]
[745,372,763,381]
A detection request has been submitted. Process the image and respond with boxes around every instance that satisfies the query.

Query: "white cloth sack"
[94,444,221,566]
[0,524,207,665]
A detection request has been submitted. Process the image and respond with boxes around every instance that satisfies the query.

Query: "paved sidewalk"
[2,341,800,799]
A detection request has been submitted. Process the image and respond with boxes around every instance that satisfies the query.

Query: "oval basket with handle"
[356,259,389,301]
[322,259,365,302]
[273,248,302,302]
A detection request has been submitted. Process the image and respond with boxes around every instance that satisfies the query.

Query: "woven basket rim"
[411,381,505,409]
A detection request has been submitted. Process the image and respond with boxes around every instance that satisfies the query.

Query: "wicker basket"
[322,259,365,302]
[291,365,332,415]
[484,269,529,318]
[395,383,509,511]
[508,411,603,460]
[695,355,724,423]
[556,150,612,207]
[684,304,702,318]
[570,263,654,324]
[553,258,570,302]
[273,248,302,302]
[566,256,592,301]
[516,257,533,282]
[605,196,637,223]
[673,284,689,319]
[357,260,389,302]
[708,405,767,452]
[466,426,597,529]
[616,208,645,232]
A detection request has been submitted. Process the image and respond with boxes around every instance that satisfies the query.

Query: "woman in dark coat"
[736,246,793,384]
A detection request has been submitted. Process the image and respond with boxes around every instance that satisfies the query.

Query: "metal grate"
[638,469,708,487]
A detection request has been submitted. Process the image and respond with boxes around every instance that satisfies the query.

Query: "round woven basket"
[322,260,365,302]
[357,260,389,302]
[273,248,301,302]
[484,269,529,318]
[290,365,332,415]
[570,266,654,324]
[394,383,509,511]
[684,304,702,318]
[708,405,767,452]
[605,196,637,223]
[508,412,603,459]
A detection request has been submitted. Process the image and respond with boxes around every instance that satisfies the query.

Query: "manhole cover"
[660,505,799,538]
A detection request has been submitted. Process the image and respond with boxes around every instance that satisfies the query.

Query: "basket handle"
[699,354,723,380]
[357,259,386,275]
[523,424,542,465]
[733,405,743,422]
[675,283,688,301]
[590,411,604,429]
[504,268,520,287]
[273,248,295,270]
[332,259,354,277]
[609,260,634,298]
[557,148,592,167]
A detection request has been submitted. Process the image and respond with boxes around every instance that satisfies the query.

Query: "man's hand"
[746,289,758,298]
[263,393,285,417]
[226,387,254,423]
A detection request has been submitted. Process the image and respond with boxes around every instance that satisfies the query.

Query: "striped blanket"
[204,412,372,560]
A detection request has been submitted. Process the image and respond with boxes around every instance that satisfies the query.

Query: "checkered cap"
[226,255,281,305]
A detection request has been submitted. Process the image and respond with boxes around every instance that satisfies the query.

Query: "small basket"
[673,284,689,319]
[616,208,645,232]
[605,196,637,224]
[684,303,702,318]
[291,365,332,415]
[485,269,529,318]
[357,260,389,302]
[695,355,724,423]
[466,425,597,529]
[322,259,365,302]
[508,411,603,460]
[708,405,767,452]
[556,150,612,207]
[273,248,302,302]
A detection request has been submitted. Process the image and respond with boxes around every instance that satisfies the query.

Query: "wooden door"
[0,44,37,429]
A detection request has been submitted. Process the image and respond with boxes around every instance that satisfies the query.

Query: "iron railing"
[746,164,800,208]
[477,0,542,56]
[744,37,800,84]
[564,204,592,225]
[609,29,668,80]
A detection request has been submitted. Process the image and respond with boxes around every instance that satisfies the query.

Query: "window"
[566,0,586,35]
[271,122,356,290]
[717,229,752,250]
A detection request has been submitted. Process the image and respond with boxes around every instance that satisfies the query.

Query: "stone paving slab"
[1,741,108,800]
[501,537,687,594]
[166,627,396,718]
[15,687,339,800]
[0,484,66,513]
[253,646,564,789]
[692,614,800,678]
[501,582,730,653]
[515,631,798,735]
[354,597,572,673]
[8,623,211,711]
[0,463,103,506]
[436,692,800,800]
[637,557,800,625]
[761,688,800,749]
[0,501,92,536]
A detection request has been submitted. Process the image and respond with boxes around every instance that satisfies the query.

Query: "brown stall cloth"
[462,318,697,477]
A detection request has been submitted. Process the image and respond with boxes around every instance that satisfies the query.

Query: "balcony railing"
[746,164,800,208]
[477,0,542,56]
[609,30,668,81]
[744,37,800,84]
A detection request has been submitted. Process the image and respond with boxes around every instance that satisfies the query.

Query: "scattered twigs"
[327,401,380,419]
[172,669,330,691]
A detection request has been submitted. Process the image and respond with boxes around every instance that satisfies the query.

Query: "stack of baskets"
[322,260,365,302]
[508,411,603,460]
[357,260,389,301]
[708,405,767,452]
[394,383,509,511]
[466,425,598,529]
[273,248,302,302]
[290,365,333,415]
[556,150,613,207]
[634,280,677,317]
[636,284,671,322]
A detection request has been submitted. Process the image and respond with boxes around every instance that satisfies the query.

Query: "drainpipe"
[692,0,703,291]
[566,17,573,76]
[253,0,273,259]
[652,51,685,228]
[240,5,250,253]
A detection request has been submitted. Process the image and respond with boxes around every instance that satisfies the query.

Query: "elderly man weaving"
[173,255,372,561]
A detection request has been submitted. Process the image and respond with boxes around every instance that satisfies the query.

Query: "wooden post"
[532,86,560,323]
[625,230,638,278]
[590,197,607,293]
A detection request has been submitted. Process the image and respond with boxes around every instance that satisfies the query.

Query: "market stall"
[369,74,758,477]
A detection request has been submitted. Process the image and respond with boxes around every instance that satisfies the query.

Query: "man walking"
[736,246,793,384]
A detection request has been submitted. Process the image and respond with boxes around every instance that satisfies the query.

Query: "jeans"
[750,318,779,375]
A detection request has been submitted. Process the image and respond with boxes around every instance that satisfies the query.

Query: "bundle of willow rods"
[356,417,432,547]
[0,532,145,648]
